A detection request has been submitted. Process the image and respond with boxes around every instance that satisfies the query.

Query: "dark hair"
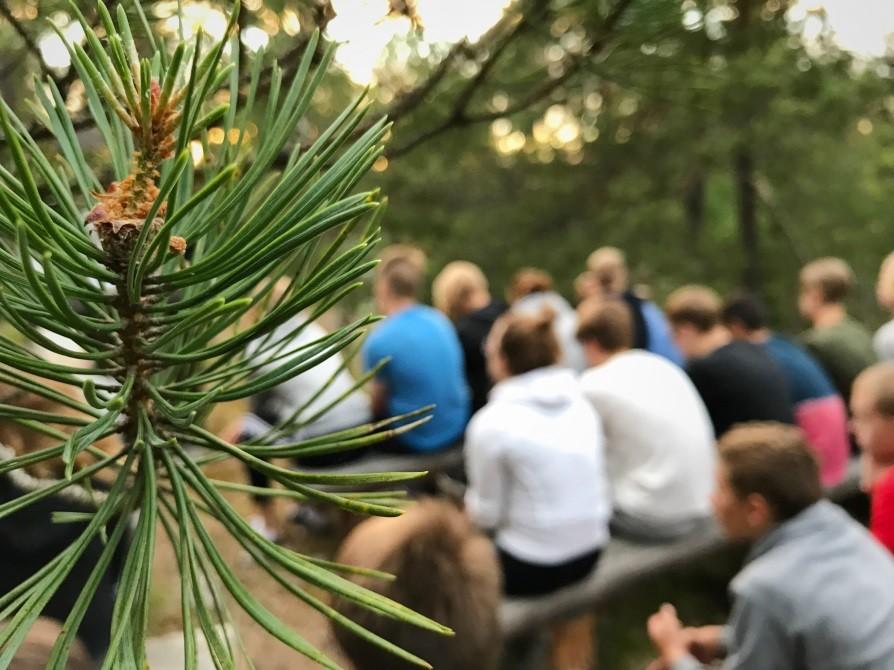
[722,293,768,332]
[332,500,501,670]
[507,268,553,303]
[719,423,822,522]
[495,310,560,376]
[576,299,633,352]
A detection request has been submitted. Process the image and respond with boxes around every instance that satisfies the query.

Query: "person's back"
[688,340,794,437]
[803,316,876,402]
[363,304,469,451]
[731,500,894,669]
[764,334,850,484]
[455,300,507,411]
[576,300,713,539]
[466,365,610,568]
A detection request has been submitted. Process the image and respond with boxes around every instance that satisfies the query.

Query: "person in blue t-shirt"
[362,246,470,452]
[722,293,850,486]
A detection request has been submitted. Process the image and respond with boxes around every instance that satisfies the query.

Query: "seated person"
[851,363,894,554]
[507,267,587,372]
[722,293,849,486]
[362,245,470,452]
[647,423,894,670]
[332,498,501,670]
[432,261,507,413]
[586,247,683,365]
[874,251,894,361]
[577,299,715,541]
[665,286,794,437]
[464,310,611,597]
[798,257,877,403]
[237,299,373,539]
[0,384,127,664]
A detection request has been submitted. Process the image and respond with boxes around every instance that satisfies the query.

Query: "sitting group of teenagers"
[234,245,894,669]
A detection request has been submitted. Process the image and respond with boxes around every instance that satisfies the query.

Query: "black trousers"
[499,546,602,598]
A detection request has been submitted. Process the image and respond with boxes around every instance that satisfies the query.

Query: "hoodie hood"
[489,366,580,412]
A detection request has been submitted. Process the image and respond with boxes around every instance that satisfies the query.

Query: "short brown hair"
[494,310,560,376]
[378,245,427,299]
[855,362,894,418]
[333,499,501,670]
[665,285,722,333]
[576,299,633,352]
[800,257,854,304]
[718,423,822,522]
[507,268,553,303]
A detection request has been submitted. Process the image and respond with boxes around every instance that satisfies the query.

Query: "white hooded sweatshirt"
[464,366,611,564]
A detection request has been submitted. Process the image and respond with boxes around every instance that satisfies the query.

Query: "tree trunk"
[734,147,761,291]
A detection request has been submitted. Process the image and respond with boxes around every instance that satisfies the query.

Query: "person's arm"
[648,607,727,670]
[463,422,506,531]
[369,380,389,419]
[361,334,390,419]
[721,593,792,669]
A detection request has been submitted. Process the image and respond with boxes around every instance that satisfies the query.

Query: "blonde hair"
[586,246,628,294]
[665,285,722,333]
[799,257,854,304]
[432,261,489,321]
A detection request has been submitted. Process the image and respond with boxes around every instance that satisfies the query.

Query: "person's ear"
[744,493,773,530]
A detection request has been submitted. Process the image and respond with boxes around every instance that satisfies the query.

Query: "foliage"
[0,2,445,668]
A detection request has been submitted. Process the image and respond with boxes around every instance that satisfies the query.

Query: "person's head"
[576,298,633,367]
[798,257,854,320]
[877,251,894,312]
[586,246,629,296]
[851,363,894,469]
[432,261,492,321]
[664,285,724,359]
[574,271,601,303]
[332,499,501,670]
[721,293,769,341]
[11,618,94,670]
[712,423,822,541]
[485,310,560,383]
[374,244,427,314]
[506,267,553,304]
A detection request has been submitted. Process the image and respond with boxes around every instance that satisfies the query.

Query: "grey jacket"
[673,501,894,670]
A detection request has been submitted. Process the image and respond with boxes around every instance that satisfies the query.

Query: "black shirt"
[455,300,507,413]
[687,340,795,437]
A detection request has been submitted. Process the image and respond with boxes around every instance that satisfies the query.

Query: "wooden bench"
[499,459,864,638]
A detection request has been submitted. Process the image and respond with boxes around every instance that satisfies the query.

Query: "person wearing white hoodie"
[464,309,611,597]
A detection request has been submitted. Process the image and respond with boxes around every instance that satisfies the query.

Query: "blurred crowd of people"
[301,245,894,669]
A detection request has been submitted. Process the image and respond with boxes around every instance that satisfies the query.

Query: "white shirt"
[579,350,715,524]
[464,366,611,564]
[250,317,371,438]
[874,319,894,361]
